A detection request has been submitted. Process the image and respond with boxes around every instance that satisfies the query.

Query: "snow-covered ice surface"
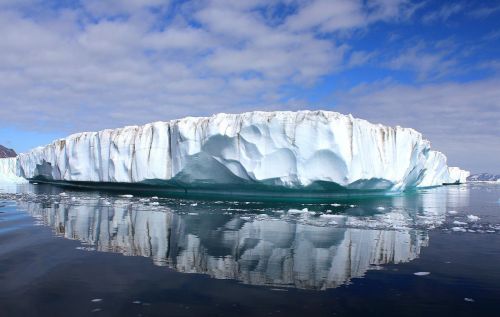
[0,111,468,195]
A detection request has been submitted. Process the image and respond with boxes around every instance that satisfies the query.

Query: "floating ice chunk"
[151,196,159,200]
[376,206,385,211]
[413,272,430,276]
[467,215,480,222]
[91,298,102,303]
[349,204,356,208]
[59,192,68,197]
[288,208,309,214]
[464,298,475,302]
[119,194,133,198]
[451,227,467,232]
[150,202,159,206]
[319,214,338,219]
[331,203,341,207]
[447,210,458,215]
[190,203,198,206]
[452,221,467,225]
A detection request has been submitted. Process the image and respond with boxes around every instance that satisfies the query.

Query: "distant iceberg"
[0,111,468,193]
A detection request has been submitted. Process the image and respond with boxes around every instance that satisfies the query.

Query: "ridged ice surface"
[0,157,27,183]
[1,111,468,190]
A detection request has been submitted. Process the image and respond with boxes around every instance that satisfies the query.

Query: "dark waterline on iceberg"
[27,177,421,203]
[0,182,499,316]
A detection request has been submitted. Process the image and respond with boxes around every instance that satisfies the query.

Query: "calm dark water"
[0,182,499,317]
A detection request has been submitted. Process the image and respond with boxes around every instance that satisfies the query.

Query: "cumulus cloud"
[0,0,498,172]
[0,0,401,132]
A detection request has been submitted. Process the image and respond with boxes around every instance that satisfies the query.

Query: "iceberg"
[0,157,27,184]
[447,167,470,184]
[1,110,468,194]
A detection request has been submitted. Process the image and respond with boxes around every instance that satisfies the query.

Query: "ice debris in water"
[413,272,430,276]
[467,215,480,222]
[59,192,68,197]
[448,210,458,215]
[453,221,467,226]
[119,194,133,198]
[464,298,475,302]
[451,227,467,232]
[91,298,102,303]
[376,206,386,211]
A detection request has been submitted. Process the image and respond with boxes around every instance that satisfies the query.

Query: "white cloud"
[335,78,500,172]
[421,3,464,23]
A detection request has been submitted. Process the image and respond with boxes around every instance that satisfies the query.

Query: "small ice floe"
[448,210,458,215]
[451,227,467,232]
[187,212,198,216]
[190,203,198,206]
[151,196,159,200]
[319,214,337,219]
[149,202,160,206]
[413,272,430,276]
[132,300,141,304]
[376,206,385,211]
[59,192,68,197]
[331,203,341,207]
[91,308,102,313]
[464,298,475,302]
[453,220,467,226]
[349,204,356,208]
[288,208,309,215]
[119,194,133,198]
[467,215,480,222]
[91,298,103,303]
[32,182,38,185]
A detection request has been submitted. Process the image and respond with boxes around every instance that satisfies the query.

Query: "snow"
[1,111,468,191]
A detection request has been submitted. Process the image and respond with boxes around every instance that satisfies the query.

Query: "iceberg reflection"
[12,186,468,290]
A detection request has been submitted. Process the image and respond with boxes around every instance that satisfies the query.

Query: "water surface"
[0,183,499,316]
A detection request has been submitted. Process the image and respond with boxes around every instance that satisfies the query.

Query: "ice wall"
[0,157,27,183]
[448,167,470,184]
[3,111,466,190]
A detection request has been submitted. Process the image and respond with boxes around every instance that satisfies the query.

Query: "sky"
[0,0,499,173]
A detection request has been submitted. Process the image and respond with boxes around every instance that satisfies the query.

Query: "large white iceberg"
[1,110,468,192]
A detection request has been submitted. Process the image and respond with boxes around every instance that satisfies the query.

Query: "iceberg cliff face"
[2,111,467,191]
[447,167,470,184]
[0,157,27,183]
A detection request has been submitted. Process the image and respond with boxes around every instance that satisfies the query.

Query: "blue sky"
[0,0,499,173]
